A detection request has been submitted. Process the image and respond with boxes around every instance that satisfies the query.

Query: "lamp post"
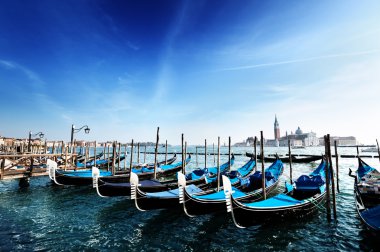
[28,131,44,152]
[70,124,90,146]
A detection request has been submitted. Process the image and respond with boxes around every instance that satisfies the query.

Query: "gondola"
[52,153,176,177]
[101,155,191,183]
[349,158,380,231]
[76,154,127,169]
[125,154,177,169]
[179,157,283,216]
[246,152,321,163]
[76,151,104,164]
[224,157,327,228]
[94,155,235,198]
[130,156,253,211]
[47,154,185,186]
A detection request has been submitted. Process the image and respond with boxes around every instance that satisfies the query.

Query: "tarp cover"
[193,186,246,200]
[358,159,376,179]
[361,204,380,230]
[146,184,202,198]
[245,194,303,208]
[61,170,112,177]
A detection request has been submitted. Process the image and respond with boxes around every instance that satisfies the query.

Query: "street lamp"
[70,124,90,146]
[28,131,44,152]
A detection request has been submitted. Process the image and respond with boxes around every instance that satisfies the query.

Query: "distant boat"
[245,152,322,163]
[291,146,305,149]
[362,147,378,153]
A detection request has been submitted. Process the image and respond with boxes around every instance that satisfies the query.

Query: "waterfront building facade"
[278,127,319,147]
[319,136,357,146]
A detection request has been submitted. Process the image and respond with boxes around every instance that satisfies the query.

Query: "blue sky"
[1,0,380,144]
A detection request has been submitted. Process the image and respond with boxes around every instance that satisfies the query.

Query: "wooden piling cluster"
[323,134,338,221]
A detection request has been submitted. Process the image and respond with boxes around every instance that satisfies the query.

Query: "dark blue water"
[1,147,379,251]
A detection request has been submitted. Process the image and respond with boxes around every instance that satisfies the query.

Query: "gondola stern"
[50,160,64,186]
[222,175,247,228]
[222,175,233,213]
[130,172,146,211]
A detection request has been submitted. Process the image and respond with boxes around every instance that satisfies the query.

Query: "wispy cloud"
[0,59,45,88]
[127,41,140,51]
[216,49,380,72]
[0,59,15,68]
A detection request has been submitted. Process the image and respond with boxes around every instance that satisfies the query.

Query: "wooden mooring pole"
[117,142,121,170]
[327,134,337,220]
[73,142,77,169]
[184,141,187,172]
[204,139,207,169]
[217,136,220,192]
[0,158,5,180]
[129,140,134,177]
[228,136,231,165]
[254,136,257,172]
[124,144,127,170]
[64,143,68,171]
[144,145,147,164]
[83,143,88,171]
[137,143,140,164]
[334,140,340,193]
[288,139,293,183]
[356,145,359,157]
[324,135,331,221]
[93,141,97,168]
[19,157,33,188]
[261,131,266,200]
[153,127,159,179]
[181,134,184,174]
[107,145,110,172]
[196,146,198,167]
[376,139,380,163]
[213,143,215,165]
[165,140,168,164]
[111,141,117,175]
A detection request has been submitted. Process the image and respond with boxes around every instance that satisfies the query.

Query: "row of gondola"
[46,153,379,230]
[349,158,380,231]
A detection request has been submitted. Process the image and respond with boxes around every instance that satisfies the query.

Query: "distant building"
[274,115,280,140]
[266,139,279,147]
[3,137,15,145]
[264,116,318,147]
[279,127,319,147]
[319,136,357,146]
[262,115,281,147]
[243,116,353,147]
[234,140,250,147]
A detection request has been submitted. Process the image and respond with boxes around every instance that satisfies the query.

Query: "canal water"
[0,146,379,251]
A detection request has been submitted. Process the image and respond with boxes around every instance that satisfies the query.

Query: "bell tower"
[274,115,280,140]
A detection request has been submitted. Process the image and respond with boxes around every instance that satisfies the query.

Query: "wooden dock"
[0,153,76,181]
